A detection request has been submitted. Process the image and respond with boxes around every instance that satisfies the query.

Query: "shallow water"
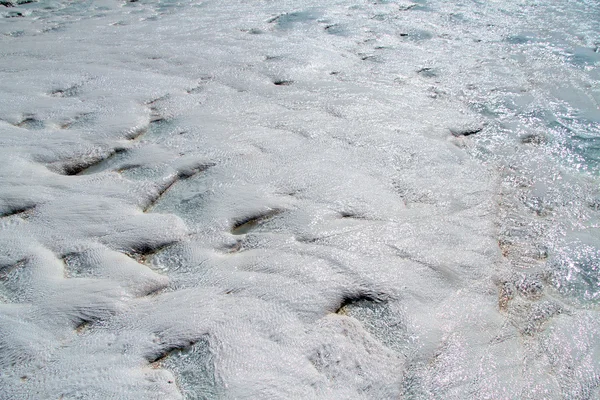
[0,0,599,399]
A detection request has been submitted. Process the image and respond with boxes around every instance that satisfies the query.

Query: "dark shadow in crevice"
[16,117,44,130]
[520,133,546,145]
[295,235,320,244]
[154,335,222,398]
[335,290,388,314]
[417,67,438,78]
[128,240,179,264]
[4,10,23,17]
[143,285,168,298]
[142,163,214,212]
[56,148,128,176]
[72,309,119,334]
[0,258,27,280]
[450,125,484,137]
[231,209,282,235]
[147,339,199,364]
[273,79,294,86]
[359,54,377,61]
[50,84,81,98]
[338,211,368,220]
[61,251,85,278]
[0,205,35,219]
[61,158,104,175]
[146,95,170,123]
[74,319,92,334]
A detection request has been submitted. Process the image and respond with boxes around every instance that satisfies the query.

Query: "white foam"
[1,0,598,398]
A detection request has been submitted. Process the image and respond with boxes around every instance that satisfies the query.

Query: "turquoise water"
[426,0,600,306]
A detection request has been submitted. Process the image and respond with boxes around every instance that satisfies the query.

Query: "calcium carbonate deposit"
[1,0,599,398]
